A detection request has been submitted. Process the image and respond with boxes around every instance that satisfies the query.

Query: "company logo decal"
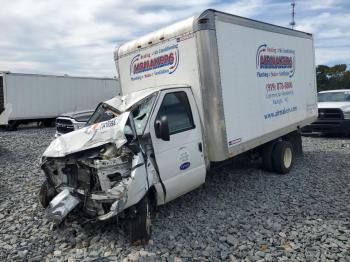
[256,44,295,78]
[85,118,117,135]
[130,44,179,81]
[180,162,191,170]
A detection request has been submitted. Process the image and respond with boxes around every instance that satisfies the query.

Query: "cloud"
[0,0,349,77]
[215,0,270,17]
[293,9,350,66]
[297,0,345,11]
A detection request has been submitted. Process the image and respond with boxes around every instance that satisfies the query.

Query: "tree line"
[316,64,350,92]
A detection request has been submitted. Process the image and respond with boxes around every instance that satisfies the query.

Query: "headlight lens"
[343,111,350,120]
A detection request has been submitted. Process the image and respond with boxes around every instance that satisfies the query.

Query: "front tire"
[39,180,56,208]
[129,194,153,245]
[272,141,294,174]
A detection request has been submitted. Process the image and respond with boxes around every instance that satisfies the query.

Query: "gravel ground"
[0,126,349,262]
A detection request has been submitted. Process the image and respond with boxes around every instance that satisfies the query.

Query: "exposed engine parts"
[81,145,133,192]
[41,143,134,220]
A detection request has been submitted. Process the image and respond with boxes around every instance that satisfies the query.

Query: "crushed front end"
[40,112,149,224]
[41,143,134,222]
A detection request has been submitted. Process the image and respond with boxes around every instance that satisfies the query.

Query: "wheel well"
[282,130,302,157]
[259,131,302,156]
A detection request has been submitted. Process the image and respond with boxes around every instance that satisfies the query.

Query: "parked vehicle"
[55,110,94,137]
[0,72,120,130]
[302,89,350,135]
[39,9,317,243]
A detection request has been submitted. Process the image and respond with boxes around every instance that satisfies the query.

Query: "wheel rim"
[284,147,292,168]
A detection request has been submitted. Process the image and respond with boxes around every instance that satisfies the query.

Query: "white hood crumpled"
[43,112,130,158]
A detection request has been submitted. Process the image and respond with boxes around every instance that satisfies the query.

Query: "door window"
[132,94,157,136]
[156,91,195,135]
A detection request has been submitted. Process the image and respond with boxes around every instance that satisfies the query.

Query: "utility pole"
[290,0,296,29]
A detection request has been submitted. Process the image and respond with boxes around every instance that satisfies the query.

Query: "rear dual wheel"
[262,142,275,172]
[272,141,294,174]
[262,140,294,174]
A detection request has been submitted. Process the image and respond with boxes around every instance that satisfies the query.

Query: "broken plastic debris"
[46,189,80,224]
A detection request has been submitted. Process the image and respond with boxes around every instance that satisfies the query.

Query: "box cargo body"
[0,72,120,126]
[116,9,318,162]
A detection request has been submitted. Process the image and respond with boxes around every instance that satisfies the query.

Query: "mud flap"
[46,189,80,224]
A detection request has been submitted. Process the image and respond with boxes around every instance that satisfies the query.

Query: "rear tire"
[129,194,153,245]
[262,141,276,172]
[272,141,294,174]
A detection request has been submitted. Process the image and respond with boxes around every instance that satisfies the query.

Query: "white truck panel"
[0,73,120,124]
[116,9,317,162]
[216,20,317,152]
[117,35,204,121]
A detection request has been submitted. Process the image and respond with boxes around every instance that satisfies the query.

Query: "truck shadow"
[0,124,55,132]
[302,133,349,139]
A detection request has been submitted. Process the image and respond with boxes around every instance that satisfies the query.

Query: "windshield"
[86,103,119,126]
[318,91,350,102]
[86,92,157,135]
[131,94,157,136]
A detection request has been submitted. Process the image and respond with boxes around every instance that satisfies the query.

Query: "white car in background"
[303,89,350,135]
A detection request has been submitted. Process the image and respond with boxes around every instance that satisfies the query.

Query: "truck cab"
[41,86,206,243]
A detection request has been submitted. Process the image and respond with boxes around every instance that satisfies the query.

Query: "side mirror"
[155,116,170,141]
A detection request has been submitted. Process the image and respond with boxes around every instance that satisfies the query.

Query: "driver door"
[149,88,206,203]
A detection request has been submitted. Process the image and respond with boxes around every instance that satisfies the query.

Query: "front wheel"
[272,141,294,174]
[39,180,56,208]
[129,194,153,245]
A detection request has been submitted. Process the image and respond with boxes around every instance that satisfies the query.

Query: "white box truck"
[0,72,120,130]
[40,10,317,243]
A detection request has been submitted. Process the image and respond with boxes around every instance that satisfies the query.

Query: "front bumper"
[46,185,129,223]
[46,189,80,223]
[302,119,350,134]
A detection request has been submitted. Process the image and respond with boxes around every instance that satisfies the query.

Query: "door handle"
[198,142,203,152]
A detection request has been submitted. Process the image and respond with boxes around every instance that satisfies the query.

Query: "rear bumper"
[302,119,350,134]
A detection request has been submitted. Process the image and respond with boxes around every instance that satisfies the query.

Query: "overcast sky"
[1,0,349,77]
